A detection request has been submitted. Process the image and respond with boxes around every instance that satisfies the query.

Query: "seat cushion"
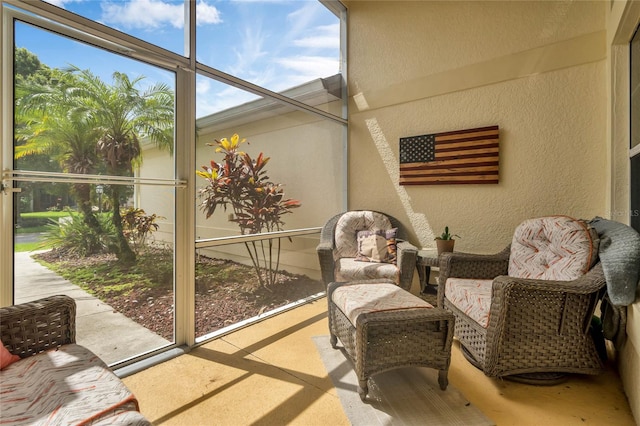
[0,344,140,426]
[508,215,599,281]
[332,282,433,324]
[445,278,493,328]
[333,211,393,260]
[335,258,399,283]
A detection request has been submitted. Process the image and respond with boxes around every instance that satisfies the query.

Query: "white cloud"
[229,24,268,76]
[293,24,339,49]
[196,1,223,26]
[286,2,320,34]
[196,83,259,118]
[195,76,211,95]
[276,55,339,77]
[100,0,221,30]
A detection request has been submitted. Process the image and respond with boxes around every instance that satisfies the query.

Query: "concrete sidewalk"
[14,251,170,365]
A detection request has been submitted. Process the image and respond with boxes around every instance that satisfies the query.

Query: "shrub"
[121,207,163,255]
[43,211,117,257]
[196,134,301,288]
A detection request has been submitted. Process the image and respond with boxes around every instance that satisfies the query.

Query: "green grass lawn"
[15,241,51,253]
[15,225,49,234]
[15,211,67,250]
[21,211,69,218]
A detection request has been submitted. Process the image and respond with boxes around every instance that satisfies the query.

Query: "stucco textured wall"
[345,0,607,253]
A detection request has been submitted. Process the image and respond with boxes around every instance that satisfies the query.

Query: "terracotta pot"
[436,239,455,255]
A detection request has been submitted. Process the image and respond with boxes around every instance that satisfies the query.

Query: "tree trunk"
[74,183,101,235]
[110,185,136,264]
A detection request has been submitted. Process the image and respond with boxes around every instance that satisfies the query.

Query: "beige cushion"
[332,282,433,324]
[335,258,399,283]
[508,215,599,281]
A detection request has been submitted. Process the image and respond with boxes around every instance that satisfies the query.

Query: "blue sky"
[13,0,340,116]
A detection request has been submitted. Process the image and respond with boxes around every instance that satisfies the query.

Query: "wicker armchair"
[0,295,76,357]
[437,216,607,383]
[317,210,418,291]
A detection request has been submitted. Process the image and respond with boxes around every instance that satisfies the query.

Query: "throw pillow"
[0,344,20,370]
[354,228,397,264]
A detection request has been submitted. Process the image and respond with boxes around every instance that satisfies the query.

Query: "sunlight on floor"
[123,298,636,426]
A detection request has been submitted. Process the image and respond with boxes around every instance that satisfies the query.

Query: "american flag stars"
[399,134,436,164]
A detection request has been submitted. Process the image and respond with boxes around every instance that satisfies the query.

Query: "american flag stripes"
[399,125,500,185]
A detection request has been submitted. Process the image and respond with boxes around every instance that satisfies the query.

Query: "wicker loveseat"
[437,215,606,383]
[317,210,418,291]
[0,295,151,425]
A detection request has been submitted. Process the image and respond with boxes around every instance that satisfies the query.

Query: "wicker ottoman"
[327,279,455,401]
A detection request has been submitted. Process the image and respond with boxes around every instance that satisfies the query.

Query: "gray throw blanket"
[588,217,640,348]
[589,217,640,306]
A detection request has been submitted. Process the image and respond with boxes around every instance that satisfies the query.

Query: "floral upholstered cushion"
[333,211,393,261]
[444,278,493,328]
[332,282,433,324]
[508,215,599,281]
[354,228,398,264]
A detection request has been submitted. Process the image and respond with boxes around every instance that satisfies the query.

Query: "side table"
[416,249,440,303]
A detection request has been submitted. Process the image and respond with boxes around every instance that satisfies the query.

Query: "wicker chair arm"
[437,246,510,306]
[397,240,418,257]
[396,240,418,291]
[0,295,76,358]
[318,213,341,247]
[317,213,342,285]
[317,242,336,285]
[316,241,334,252]
[439,246,511,279]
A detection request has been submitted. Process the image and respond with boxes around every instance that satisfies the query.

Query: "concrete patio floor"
[122,298,636,426]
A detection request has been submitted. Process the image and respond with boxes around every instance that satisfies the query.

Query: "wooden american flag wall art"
[399,125,500,185]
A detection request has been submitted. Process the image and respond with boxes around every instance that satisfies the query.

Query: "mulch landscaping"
[34,249,325,340]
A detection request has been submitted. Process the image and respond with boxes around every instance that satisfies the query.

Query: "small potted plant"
[435,226,460,255]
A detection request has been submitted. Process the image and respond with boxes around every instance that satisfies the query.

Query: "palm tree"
[65,66,174,263]
[15,71,104,235]
[16,61,174,263]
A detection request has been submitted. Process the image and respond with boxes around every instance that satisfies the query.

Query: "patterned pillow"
[354,228,398,264]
